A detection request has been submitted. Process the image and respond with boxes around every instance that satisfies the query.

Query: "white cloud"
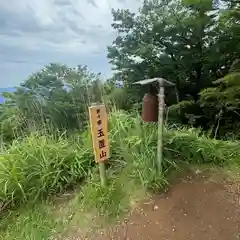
[0,0,142,87]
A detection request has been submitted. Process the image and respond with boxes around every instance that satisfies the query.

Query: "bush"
[80,111,240,218]
[0,133,93,209]
[106,88,134,111]
[109,111,240,171]
[108,111,169,189]
[167,100,203,126]
[1,110,240,214]
[164,128,240,166]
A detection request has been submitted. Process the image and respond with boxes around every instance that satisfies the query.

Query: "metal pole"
[157,84,164,175]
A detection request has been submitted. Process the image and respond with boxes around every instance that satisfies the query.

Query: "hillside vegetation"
[0,0,240,239]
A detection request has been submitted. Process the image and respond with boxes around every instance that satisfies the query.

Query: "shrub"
[0,133,93,209]
[1,110,239,214]
[108,111,174,189]
[167,100,203,126]
[164,128,240,166]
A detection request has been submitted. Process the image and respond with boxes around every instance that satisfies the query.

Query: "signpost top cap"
[133,78,175,87]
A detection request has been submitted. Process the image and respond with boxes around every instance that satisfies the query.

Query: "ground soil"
[64,170,240,240]
[98,171,240,240]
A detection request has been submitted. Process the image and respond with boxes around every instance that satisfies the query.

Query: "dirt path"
[95,172,240,240]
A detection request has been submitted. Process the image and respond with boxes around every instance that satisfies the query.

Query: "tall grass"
[0,133,93,209]
[164,128,240,166]
[0,203,59,240]
[1,110,240,216]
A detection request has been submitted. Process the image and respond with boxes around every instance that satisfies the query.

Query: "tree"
[199,59,240,138]
[108,0,240,103]
[0,64,105,141]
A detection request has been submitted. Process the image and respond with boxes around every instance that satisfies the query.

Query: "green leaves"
[108,0,240,102]
[0,133,93,209]
[0,64,106,142]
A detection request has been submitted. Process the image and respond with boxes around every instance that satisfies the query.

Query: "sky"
[0,0,142,88]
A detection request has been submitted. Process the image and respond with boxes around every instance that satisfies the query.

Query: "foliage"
[1,0,240,142]
[108,0,240,100]
[165,58,240,138]
[0,204,58,240]
[2,110,240,215]
[164,128,240,166]
[0,133,93,209]
[198,58,240,137]
[63,111,240,221]
[0,64,105,143]
[107,0,240,137]
[105,87,134,111]
[1,1,240,232]
[167,100,203,126]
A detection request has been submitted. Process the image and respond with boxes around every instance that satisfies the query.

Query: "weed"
[0,133,93,209]
[0,203,60,240]
[1,110,240,229]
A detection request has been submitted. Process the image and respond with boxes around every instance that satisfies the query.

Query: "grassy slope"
[1,111,240,239]
[2,165,239,240]
[1,204,56,240]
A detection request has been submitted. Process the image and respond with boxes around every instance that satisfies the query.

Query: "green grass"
[1,110,240,211]
[0,132,93,209]
[79,167,147,220]
[164,128,240,166]
[1,110,240,239]
[0,203,59,240]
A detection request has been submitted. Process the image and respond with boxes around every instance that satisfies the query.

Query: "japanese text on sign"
[89,105,110,163]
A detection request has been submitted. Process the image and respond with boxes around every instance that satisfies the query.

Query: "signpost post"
[89,104,110,187]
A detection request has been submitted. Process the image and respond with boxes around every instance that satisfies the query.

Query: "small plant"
[0,133,93,209]
[164,129,240,166]
[1,110,240,218]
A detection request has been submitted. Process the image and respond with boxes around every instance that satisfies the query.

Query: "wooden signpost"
[89,104,110,186]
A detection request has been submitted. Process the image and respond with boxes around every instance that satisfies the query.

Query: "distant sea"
[0,88,16,103]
